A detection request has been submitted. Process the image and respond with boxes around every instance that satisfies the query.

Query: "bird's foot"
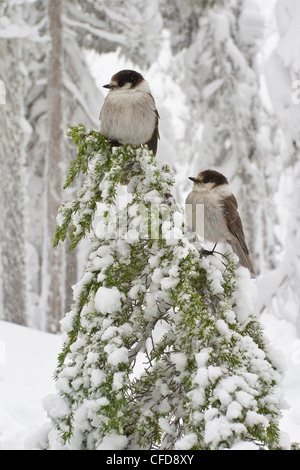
[202,243,218,256]
[203,249,215,256]
[109,139,122,147]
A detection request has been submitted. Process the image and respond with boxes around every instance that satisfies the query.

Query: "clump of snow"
[195,349,211,368]
[158,417,173,435]
[170,352,187,372]
[204,415,247,449]
[107,347,129,367]
[199,254,225,295]
[72,272,94,303]
[278,431,291,450]
[215,319,231,339]
[94,286,122,314]
[97,431,128,450]
[209,11,230,43]
[92,253,114,271]
[112,371,126,391]
[245,410,269,428]
[238,0,265,44]
[226,401,243,421]
[230,441,259,450]
[43,394,70,420]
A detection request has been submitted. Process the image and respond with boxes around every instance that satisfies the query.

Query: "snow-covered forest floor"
[0,312,300,450]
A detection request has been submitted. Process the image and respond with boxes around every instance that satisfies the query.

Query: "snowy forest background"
[1,0,300,449]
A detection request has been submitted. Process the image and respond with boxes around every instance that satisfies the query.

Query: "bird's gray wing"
[221,194,249,255]
[222,195,255,273]
[145,94,159,155]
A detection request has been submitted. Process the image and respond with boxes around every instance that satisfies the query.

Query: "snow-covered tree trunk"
[162,0,279,274]
[42,0,65,332]
[0,36,28,325]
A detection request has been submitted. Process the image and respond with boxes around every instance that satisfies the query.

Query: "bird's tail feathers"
[228,240,256,275]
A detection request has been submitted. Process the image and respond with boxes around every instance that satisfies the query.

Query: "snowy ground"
[0,321,62,450]
[0,312,300,450]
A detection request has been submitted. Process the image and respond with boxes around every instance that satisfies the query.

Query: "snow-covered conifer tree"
[37,126,287,450]
[16,0,163,331]
[43,0,65,332]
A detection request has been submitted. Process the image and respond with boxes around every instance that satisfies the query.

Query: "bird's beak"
[189,177,199,183]
[103,84,112,89]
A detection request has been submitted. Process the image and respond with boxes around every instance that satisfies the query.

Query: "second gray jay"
[100,69,159,155]
[185,169,255,274]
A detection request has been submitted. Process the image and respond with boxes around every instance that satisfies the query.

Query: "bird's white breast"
[185,186,232,243]
[100,82,157,146]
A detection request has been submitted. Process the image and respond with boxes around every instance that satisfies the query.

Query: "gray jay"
[185,169,255,274]
[100,69,159,155]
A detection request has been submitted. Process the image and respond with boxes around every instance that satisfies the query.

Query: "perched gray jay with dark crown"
[100,69,159,155]
[185,169,255,274]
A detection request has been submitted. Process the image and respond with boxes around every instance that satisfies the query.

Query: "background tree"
[0,0,163,332]
[67,0,163,68]
[259,0,300,333]
[0,1,30,326]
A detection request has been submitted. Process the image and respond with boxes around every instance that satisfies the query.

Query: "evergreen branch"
[54,125,140,249]
[46,124,285,451]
